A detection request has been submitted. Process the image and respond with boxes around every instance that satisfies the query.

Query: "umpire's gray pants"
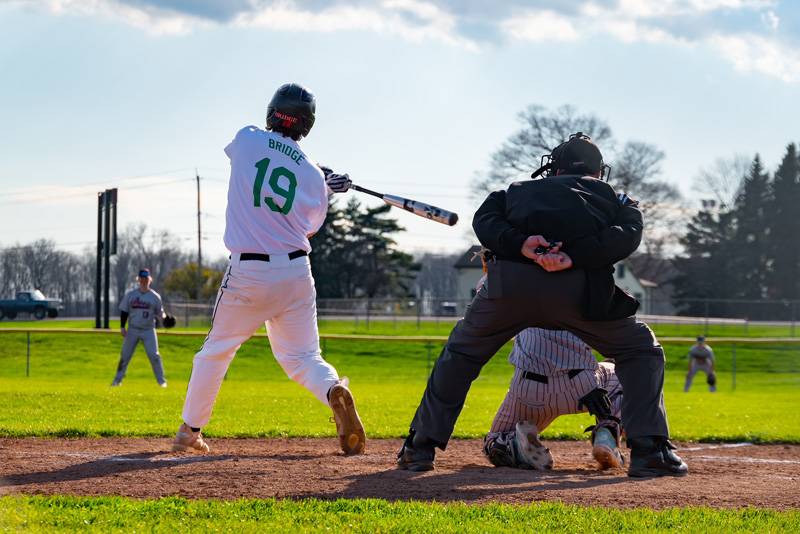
[114,328,166,384]
[411,261,668,448]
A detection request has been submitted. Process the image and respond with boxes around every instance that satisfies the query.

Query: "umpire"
[398,133,688,478]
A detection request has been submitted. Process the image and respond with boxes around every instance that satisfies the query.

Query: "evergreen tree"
[730,155,771,304]
[766,144,800,299]
[310,198,419,299]
[672,207,737,316]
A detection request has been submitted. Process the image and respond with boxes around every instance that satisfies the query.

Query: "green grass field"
[0,330,797,442]
[1,496,797,533]
[3,316,800,338]
[1,325,798,531]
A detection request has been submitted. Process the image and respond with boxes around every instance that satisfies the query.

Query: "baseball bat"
[351,184,459,226]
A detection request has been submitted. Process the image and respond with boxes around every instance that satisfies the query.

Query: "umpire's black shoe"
[396,434,435,472]
[627,437,689,478]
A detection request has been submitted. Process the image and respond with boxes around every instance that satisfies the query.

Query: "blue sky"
[1,0,799,261]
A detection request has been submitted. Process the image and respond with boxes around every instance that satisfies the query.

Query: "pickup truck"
[0,290,62,320]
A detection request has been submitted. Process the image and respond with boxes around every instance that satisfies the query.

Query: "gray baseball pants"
[411,261,669,448]
[114,328,166,385]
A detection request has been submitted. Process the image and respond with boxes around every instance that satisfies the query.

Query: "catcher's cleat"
[591,427,625,469]
[396,434,435,472]
[627,437,688,478]
[513,421,553,470]
[328,378,366,455]
[171,423,210,453]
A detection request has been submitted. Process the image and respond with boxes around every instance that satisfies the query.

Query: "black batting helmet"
[266,83,316,140]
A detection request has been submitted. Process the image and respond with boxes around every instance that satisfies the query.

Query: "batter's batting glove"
[325,172,352,194]
[163,314,176,329]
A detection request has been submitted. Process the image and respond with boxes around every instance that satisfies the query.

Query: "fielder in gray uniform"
[483,327,624,470]
[112,268,169,387]
[684,336,716,392]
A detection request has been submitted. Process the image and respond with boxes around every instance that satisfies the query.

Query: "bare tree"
[472,104,613,197]
[472,105,683,256]
[693,154,751,210]
[413,252,461,299]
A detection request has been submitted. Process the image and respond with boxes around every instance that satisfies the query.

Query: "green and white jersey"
[223,126,328,255]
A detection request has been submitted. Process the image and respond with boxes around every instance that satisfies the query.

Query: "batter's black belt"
[523,369,583,384]
[238,250,307,262]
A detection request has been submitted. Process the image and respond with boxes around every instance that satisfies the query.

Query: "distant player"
[483,326,625,470]
[684,336,716,392]
[113,268,174,388]
[172,83,365,456]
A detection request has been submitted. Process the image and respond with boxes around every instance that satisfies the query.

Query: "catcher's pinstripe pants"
[490,362,622,433]
[114,328,166,385]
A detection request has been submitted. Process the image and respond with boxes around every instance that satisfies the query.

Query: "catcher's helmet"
[266,83,316,140]
[531,132,611,180]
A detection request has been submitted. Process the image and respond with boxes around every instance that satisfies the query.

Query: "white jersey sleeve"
[508,327,598,375]
[223,126,329,254]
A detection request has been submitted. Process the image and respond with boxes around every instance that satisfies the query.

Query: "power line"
[0,167,195,198]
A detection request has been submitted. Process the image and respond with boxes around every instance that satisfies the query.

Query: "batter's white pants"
[181,253,340,429]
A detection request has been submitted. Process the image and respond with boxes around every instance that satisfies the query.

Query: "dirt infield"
[1,438,798,509]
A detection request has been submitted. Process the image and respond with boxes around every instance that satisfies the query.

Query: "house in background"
[453,245,485,302]
[453,245,657,314]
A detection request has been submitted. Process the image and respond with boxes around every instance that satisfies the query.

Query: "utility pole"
[196,169,203,303]
[95,188,117,329]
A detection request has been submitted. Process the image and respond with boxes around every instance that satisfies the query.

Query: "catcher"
[112,268,176,388]
[483,325,625,471]
[684,336,716,392]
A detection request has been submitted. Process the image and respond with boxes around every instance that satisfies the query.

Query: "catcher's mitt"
[707,372,717,387]
[163,314,176,328]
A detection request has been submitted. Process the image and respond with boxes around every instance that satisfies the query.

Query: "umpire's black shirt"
[473,175,643,321]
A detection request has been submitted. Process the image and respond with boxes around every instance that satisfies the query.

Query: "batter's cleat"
[328,378,366,455]
[171,423,210,453]
[592,427,625,469]
[396,434,435,472]
[627,437,688,478]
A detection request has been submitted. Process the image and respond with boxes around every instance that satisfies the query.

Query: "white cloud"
[501,10,579,42]
[238,0,477,50]
[708,32,800,82]
[761,10,779,31]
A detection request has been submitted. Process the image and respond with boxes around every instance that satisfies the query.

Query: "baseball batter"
[112,268,169,387]
[684,336,716,392]
[172,82,366,456]
[483,326,625,470]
